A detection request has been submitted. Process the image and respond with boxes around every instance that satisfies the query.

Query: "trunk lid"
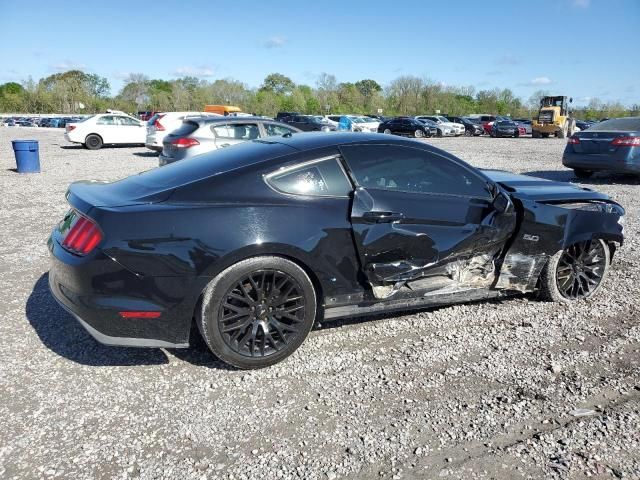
[67,179,174,212]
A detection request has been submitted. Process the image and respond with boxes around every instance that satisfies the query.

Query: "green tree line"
[1,70,637,120]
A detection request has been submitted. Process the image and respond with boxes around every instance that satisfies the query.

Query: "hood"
[481,170,612,202]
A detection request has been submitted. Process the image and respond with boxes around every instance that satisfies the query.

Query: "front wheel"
[383,128,392,135]
[198,256,317,369]
[414,129,424,138]
[464,129,472,137]
[538,239,610,303]
[436,129,443,138]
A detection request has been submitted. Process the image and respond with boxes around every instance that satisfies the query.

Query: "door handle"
[362,211,405,223]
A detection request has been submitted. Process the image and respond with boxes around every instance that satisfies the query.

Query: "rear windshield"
[128,140,296,189]
[589,117,640,132]
[170,121,199,137]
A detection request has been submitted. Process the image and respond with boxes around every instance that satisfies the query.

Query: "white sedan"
[65,113,147,150]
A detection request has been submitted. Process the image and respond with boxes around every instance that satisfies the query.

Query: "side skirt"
[323,287,514,320]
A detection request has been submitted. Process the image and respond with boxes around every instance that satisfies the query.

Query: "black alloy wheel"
[539,239,610,303]
[218,270,305,357]
[199,256,316,369]
[555,241,607,299]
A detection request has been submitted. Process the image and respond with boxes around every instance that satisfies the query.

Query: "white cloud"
[572,0,590,8]
[530,76,552,85]
[50,60,85,72]
[263,36,287,49]
[170,65,215,78]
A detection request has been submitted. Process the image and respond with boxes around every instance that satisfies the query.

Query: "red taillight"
[568,136,580,144]
[170,137,200,148]
[67,125,76,132]
[611,136,640,147]
[62,214,103,255]
[154,114,167,131]
[119,311,161,319]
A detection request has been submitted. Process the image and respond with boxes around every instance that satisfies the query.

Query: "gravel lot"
[0,128,638,480]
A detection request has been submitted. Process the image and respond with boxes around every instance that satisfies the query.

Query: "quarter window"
[212,123,260,140]
[266,158,351,197]
[96,115,116,125]
[341,145,489,198]
[264,123,296,136]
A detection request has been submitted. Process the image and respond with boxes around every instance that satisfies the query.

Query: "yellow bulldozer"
[532,95,576,138]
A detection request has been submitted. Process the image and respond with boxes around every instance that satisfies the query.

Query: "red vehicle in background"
[137,111,159,121]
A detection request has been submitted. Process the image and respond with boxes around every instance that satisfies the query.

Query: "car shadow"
[525,170,640,186]
[133,151,159,158]
[26,273,169,366]
[59,145,84,150]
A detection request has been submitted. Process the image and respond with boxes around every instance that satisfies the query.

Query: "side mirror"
[569,97,573,103]
[493,191,514,214]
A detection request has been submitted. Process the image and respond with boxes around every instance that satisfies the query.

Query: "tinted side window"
[341,145,489,198]
[96,115,115,125]
[264,123,296,136]
[212,123,260,140]
[266,158,351,197]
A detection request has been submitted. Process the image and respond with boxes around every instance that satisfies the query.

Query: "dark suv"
[281,115,335,132]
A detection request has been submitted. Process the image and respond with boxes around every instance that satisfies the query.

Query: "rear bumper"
[48,236,191,348]
[145,144,163,152]
[562,151,640,174]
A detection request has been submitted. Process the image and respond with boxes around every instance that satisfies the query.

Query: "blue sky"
[1,0,638,106]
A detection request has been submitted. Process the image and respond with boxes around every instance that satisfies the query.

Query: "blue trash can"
[12,140,40,173]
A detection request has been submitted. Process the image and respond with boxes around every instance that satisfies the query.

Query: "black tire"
[198,256,317,369]
[532,130,541,138]
[383,128,392,135]
[464,129,472,137]
[541,133,550,138]
[538,239,610,304]
[436,129,443,138]
[414,129,424,138]
[85,134,103,150]
[573,168,593,179]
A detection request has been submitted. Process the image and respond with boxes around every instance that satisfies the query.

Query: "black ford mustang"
[49,133,625,369]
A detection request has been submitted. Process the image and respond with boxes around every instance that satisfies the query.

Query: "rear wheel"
[539,239,610,303]
[85,134,103,150]
[464,129,472,137]
[436,129,443,138]
[383,128,392,135]
[198,256,317,369]
[532,130,541,138]
[573,168,593,179]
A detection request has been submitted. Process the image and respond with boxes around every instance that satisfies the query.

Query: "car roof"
[258,131,431,151]
[191,116,274,125]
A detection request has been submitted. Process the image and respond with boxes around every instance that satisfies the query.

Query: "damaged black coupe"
[48,133,625,369]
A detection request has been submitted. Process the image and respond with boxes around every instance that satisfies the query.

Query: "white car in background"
[65,112,147,149]
[417,115,465,136]
[350,116,380,132]
[146,112,220,152]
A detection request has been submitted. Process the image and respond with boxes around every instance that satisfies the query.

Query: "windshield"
[350,117,365,123]
[589,117,640,132]
[436,116,449,123]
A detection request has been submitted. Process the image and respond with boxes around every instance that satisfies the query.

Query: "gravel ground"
[0,128,638,480]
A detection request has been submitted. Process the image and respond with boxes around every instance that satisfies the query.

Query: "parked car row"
[1,116,84,128]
